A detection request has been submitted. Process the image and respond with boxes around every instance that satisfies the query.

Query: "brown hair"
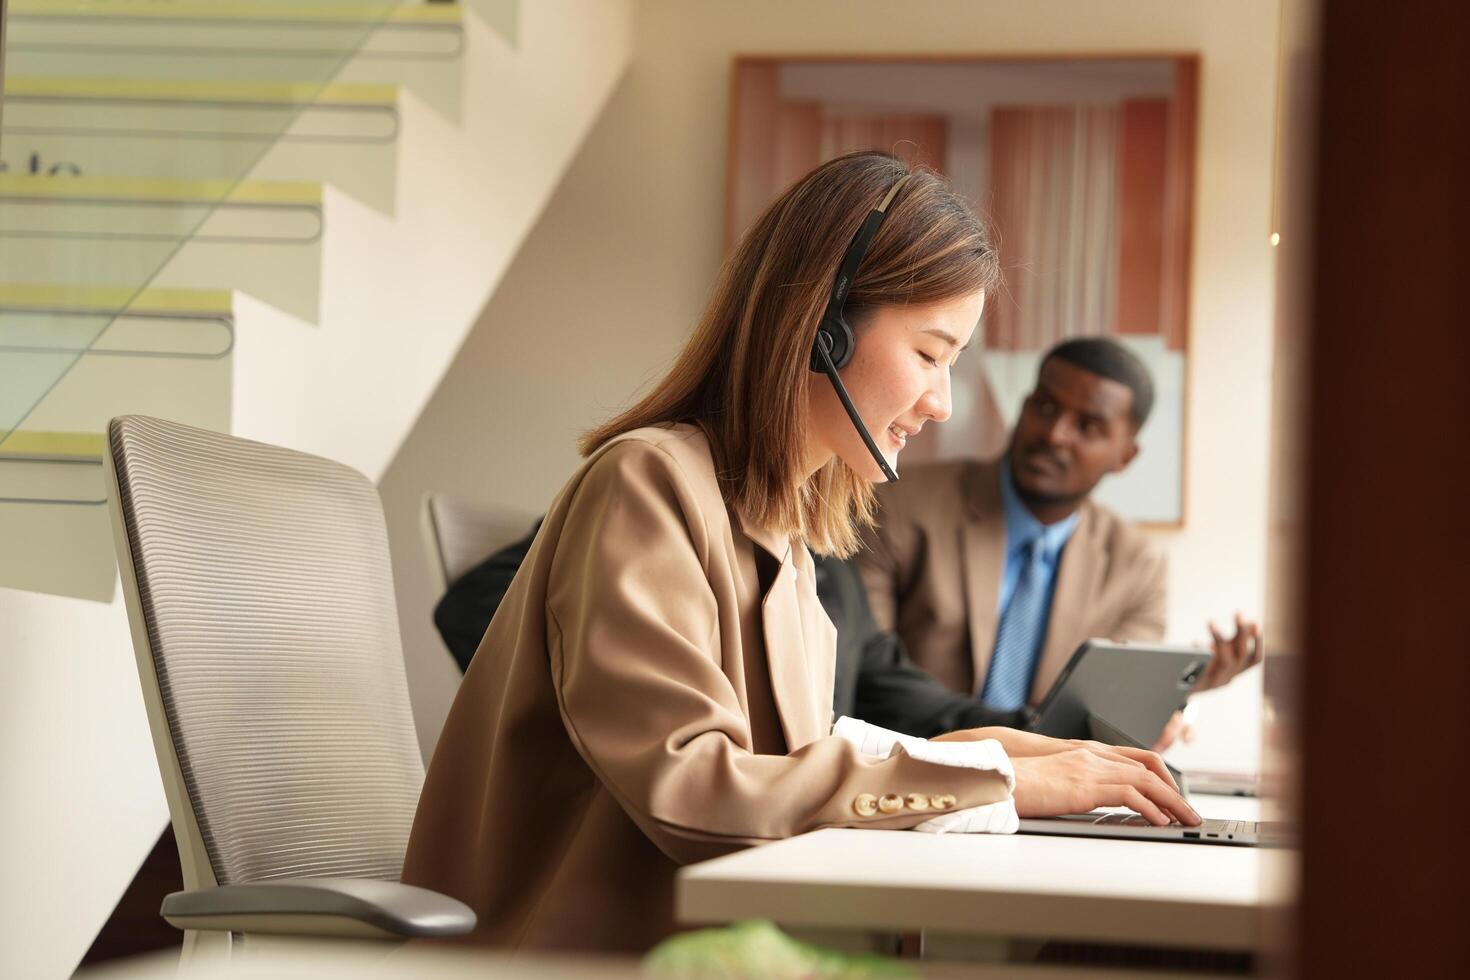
[581,151,1000,556]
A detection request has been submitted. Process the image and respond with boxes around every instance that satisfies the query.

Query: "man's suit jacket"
[404,425,1009,953]
[816,555,1025,736]
[856,457,1167,704]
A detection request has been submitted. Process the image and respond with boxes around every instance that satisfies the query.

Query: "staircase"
[0,1,633,975]
[1,0,633,601]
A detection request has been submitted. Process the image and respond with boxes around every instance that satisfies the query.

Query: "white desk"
[677,795,1292,956]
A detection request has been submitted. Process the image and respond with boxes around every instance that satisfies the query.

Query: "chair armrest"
[161,877,476,939]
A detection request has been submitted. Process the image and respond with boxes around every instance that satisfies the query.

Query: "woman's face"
[807,289,985,482]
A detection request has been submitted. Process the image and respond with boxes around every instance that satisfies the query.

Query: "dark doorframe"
[1300,1,1470,975]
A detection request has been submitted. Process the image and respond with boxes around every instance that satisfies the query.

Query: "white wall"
[382,0,1280,771]
[234,0,635,484]
[0,583,162,977]
[946,116,990,210]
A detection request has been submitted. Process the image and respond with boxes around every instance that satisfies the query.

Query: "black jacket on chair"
[433,520,1022,739]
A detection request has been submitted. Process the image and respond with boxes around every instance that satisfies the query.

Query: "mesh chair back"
[107,416,423,888]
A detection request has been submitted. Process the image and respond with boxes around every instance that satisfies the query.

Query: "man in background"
[856,337,1260,745]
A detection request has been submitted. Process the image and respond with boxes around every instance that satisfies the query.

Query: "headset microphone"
[810,174,911,483]
[811,331,898,484]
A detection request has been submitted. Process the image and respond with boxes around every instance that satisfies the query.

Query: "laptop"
[1017,811,1290,848]
[1018,705,1289,846]
[1182,768,1261,797]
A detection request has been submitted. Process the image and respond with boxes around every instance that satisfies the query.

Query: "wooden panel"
[1299,1,1470,976]
[985,106,1030,350]
[1116,99,1167,337]
[773,100,823,195]
[726,59,781,252]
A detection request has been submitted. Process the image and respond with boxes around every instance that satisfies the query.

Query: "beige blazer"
[855,458,1166,703]
[403,425,1010,953]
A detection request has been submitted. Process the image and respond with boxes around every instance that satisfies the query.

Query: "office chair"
[421,492,537,594]
[104,416,475,958]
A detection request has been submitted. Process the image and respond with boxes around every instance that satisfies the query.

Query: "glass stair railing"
[0,1,466,600]
[5,1,465,114]
[0,175,325,319]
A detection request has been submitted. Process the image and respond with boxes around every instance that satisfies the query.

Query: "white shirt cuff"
[832,716,1015,790]
[831,716,1019,834]
[912,798,1020,835]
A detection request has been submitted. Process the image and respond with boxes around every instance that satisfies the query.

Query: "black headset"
[809,173,911,483]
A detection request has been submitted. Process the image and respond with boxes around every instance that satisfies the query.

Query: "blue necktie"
[981,536,1049,710]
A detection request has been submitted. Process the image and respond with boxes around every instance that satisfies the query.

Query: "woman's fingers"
[1081,741,1181,793]
[1094,748,1144,768]
[1093,747,1151,774]
[1108,744,1181,792]
[1089,755,1195,825]
[1105,785,1170,826]
[1124,768,1200,825]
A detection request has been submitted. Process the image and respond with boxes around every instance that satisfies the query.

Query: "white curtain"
[986,105,1120,351]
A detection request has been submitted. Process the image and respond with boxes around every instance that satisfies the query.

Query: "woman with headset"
[403,152,1196,952]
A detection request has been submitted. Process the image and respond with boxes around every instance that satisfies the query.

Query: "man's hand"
[1150,708,1196,752]
[1198,613,1263,693]
[1011,746,1201,827]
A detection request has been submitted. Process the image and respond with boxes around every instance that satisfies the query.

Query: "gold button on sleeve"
[905,793,930,812]
[878,793,904,814]
[853,793,879,817]
[930,793,957,811]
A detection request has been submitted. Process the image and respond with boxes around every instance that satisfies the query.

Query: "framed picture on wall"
[726,55,1199,526]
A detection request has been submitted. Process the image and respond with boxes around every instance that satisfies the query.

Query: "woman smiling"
[402,152,1193,952]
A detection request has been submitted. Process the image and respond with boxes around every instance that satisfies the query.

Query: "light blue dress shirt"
[988,462,1081,684]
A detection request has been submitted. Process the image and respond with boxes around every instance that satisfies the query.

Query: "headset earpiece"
[810,318,855,372]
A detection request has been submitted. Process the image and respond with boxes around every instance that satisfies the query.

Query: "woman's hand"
[933,726,1195,825]
[934,726,1179,786]
[933,726,1077,758]
[1011,747,1200,826]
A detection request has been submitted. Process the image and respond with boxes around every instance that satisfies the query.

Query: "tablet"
[1027,639,1209,746]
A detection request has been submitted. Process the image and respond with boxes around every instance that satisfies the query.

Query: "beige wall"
[381,0,1281,769]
